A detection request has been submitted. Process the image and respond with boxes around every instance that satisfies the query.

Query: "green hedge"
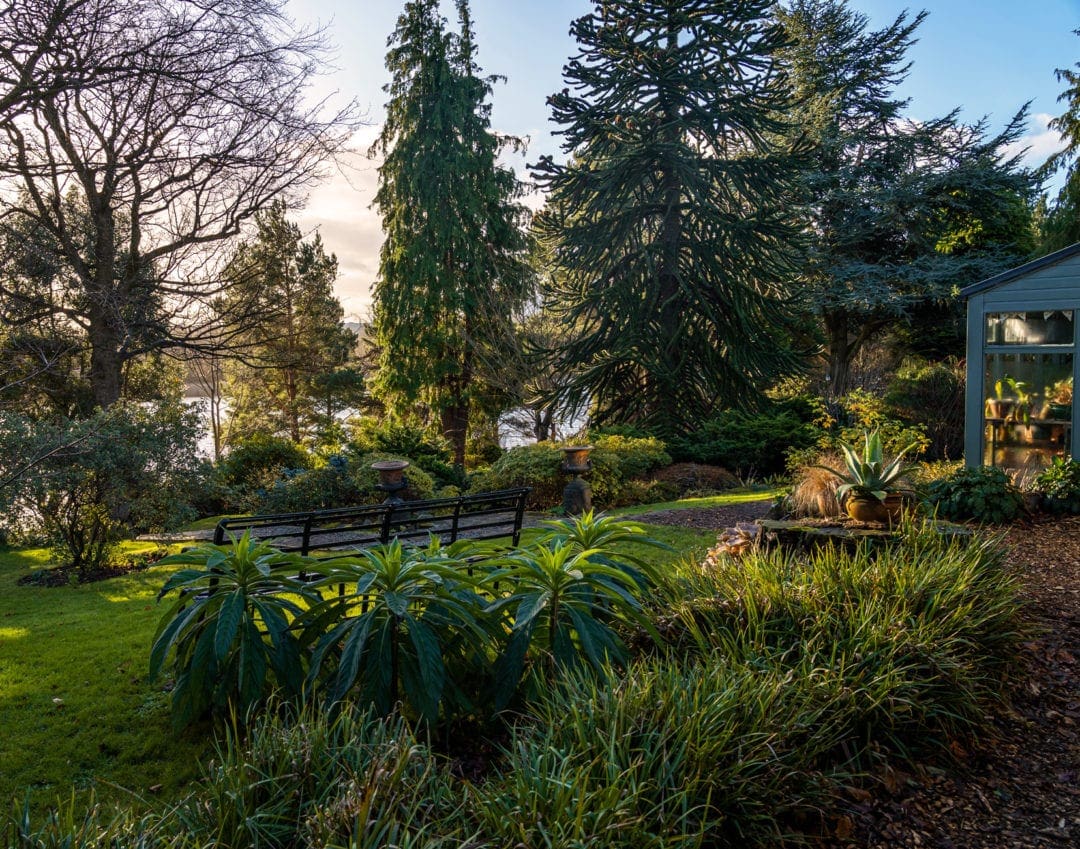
[475,436,671,509]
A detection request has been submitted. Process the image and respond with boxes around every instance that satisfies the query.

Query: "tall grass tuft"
[471,656,854,847]
[172,703,469,849]
[661,521,1027,750]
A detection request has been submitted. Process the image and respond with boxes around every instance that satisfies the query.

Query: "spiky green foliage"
[486,513,664,695]
[533,0,805,434]
[150,533,320,727]
[371,0,533,466]
[777,0,1037,392]
[816,429,919,503]
[302,538,492,721]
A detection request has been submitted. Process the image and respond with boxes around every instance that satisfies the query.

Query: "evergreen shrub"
[669,408,817,477]
[477,436,671,509]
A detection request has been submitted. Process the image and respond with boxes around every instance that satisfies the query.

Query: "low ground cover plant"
[925,465,1027,524]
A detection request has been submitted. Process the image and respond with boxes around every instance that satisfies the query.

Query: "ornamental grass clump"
[663,522,1027,749]
[472,656,852,848]
[174,704,465,849]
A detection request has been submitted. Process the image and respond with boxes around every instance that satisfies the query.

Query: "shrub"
[256,454,360,514]
[472,443,564,509]
[884,357,965,461]
[349,451,436,502]
[669,408,817,477]
[486,513,666,700]
[151,533,320,727]
[218,434,311,507]
[1034,457,1080,515]
[479,438,671,510]
[349,418,463,488]
[649,462,740,496]
[0,401,203,578]
[590,433,671,479]
[924,465,1027,524]
[301,538,492,722]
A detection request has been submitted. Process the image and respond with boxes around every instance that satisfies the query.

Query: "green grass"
[0,543,209,814]
[607,486,782,516]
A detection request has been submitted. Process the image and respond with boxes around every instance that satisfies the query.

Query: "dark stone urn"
[561,445,593,516]
[371,459,410,505]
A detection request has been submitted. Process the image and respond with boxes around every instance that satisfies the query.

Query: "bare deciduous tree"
[0,0,360,408]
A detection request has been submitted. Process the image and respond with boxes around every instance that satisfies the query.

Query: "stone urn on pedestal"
[561,445,593,516]
[371,459,410,505]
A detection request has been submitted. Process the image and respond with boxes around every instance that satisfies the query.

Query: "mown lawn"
[0,543,209,814]
[0,499,732,815]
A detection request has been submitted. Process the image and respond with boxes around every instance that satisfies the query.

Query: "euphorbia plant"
[486,513,664,703]
[300,538,493,722]
[150,532,319,727]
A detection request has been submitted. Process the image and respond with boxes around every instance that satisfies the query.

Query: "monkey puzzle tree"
[531,0,805,434]
[371,0,533,467]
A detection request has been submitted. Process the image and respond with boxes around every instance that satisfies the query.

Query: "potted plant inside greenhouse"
[816,430,919,523]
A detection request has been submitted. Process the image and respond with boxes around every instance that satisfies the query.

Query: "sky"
[285,0,1080,319]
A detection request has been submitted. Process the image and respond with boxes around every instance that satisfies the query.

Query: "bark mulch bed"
[629,502,1080,849]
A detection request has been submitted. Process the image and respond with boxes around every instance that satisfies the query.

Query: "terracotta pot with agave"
[815,430,919,524]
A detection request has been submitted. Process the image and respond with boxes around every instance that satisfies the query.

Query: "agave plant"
[300,538,493,722]
[816,429,919,504]
[150,532,320,727]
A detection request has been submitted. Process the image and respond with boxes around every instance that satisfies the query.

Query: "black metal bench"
[212,487,531,555]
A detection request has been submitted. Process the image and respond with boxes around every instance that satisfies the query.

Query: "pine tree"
[220,202,356,445]
[777,0,1036,393]
[371,0,533,467]
[531,0,804,434]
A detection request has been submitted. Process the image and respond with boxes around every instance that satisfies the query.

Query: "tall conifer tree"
[777,0,1035,393]
[532,0,804,434]
[371,0,532,466]
[219,202,355,445]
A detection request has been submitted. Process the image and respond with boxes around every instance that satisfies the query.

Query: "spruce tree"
[371,0,533,467]
[531,0,804,434]
[777,0,1036,393]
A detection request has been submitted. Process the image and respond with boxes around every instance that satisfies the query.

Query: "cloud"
[296,129,383,321]
[1003,112,1066,169]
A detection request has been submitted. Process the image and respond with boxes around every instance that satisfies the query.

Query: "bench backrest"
[212,487,531,554]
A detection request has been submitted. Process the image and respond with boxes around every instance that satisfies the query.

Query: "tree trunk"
[441,402,469,469]
[87,313,123,409]
[824,311,854,399]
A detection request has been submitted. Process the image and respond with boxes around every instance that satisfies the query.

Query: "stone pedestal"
[561,445,593,516]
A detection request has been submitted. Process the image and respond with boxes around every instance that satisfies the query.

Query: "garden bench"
[211,487,531,555]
